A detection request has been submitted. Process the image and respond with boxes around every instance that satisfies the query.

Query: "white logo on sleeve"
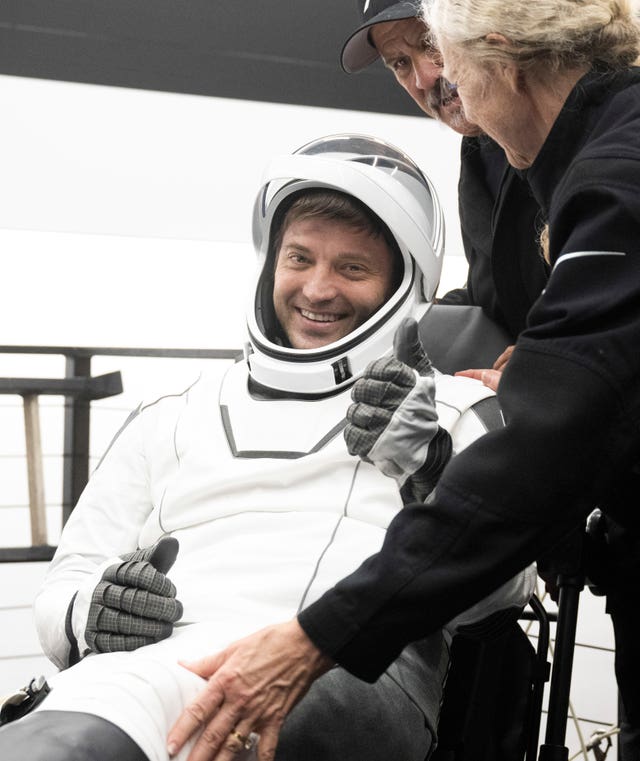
[553,251,625,271]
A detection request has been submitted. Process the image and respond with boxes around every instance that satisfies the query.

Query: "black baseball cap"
[341,0,421,74]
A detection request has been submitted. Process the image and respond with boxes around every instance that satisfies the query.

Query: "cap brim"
[340,1,421,74]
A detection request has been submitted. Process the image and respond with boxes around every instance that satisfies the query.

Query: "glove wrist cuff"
[71,556,120,658]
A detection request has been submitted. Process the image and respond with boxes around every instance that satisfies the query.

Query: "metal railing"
[0,345,240,563]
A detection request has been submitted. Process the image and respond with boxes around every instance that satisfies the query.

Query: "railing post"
[23,394,48,545]
[62,353,92,526]
[0,343,235,562]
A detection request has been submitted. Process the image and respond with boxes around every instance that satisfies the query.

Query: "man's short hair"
[271,188,404,291]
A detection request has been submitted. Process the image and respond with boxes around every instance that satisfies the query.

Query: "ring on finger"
[230,730,255,751]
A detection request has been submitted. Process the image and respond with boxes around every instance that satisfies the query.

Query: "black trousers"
[0,711,148,761]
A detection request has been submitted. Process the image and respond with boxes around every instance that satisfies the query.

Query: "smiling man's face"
[370,17,481,136]
[273,216,395,350]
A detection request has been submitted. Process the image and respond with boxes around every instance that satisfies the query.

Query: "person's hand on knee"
[67,536,183,662]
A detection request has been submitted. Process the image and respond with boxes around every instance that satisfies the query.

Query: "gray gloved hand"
[345,317,452,499]
[70,537,183,658]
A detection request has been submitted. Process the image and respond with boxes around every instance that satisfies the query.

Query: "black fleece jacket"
[298,67,640,680]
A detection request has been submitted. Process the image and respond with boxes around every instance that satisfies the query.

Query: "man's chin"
[448,120,483,137]
[436,101,481,136]
[288,327,349,350]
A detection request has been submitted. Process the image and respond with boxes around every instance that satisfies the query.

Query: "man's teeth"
[300,309,340,323]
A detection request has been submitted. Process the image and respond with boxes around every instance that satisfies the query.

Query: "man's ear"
[484,33,523,94]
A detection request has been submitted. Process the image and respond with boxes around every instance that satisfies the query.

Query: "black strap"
[0,677,51,727]
[65,591,81,666]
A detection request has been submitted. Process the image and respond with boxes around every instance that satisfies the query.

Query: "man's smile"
[298,308,344,324]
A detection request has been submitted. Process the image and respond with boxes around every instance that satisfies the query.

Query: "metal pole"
[62,354,92,526]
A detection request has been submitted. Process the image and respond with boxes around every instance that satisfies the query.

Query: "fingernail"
[167,742,177,756]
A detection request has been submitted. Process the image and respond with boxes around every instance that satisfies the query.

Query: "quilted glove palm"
[345,317,452,502]
[69,536,183,659]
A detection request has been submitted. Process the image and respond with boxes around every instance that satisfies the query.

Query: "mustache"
[426,77,460,112]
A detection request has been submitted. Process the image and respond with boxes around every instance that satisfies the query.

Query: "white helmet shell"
[246,134,444,396]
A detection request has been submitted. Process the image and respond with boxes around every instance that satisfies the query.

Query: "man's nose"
[302,268,338,302]
[414,56,442,93]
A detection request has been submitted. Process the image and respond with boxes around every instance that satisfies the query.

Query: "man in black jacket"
[340,0,549,343]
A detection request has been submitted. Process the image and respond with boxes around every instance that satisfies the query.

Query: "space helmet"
[246,133,444,396]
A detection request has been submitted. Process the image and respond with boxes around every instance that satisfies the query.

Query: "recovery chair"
[432,595,549,761]
[429,526,604,761]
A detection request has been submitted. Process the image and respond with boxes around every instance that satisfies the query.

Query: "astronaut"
[0,135,534,761]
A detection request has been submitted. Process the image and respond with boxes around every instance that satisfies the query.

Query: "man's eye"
[389,57,410,73]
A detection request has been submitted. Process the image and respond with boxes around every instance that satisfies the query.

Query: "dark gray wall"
[0,0,421,115]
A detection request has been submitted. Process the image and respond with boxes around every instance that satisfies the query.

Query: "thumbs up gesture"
[70,537,184,660]
[345,317,452,501]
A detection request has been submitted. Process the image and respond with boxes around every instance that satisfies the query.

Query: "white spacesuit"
[8,136,534,761]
